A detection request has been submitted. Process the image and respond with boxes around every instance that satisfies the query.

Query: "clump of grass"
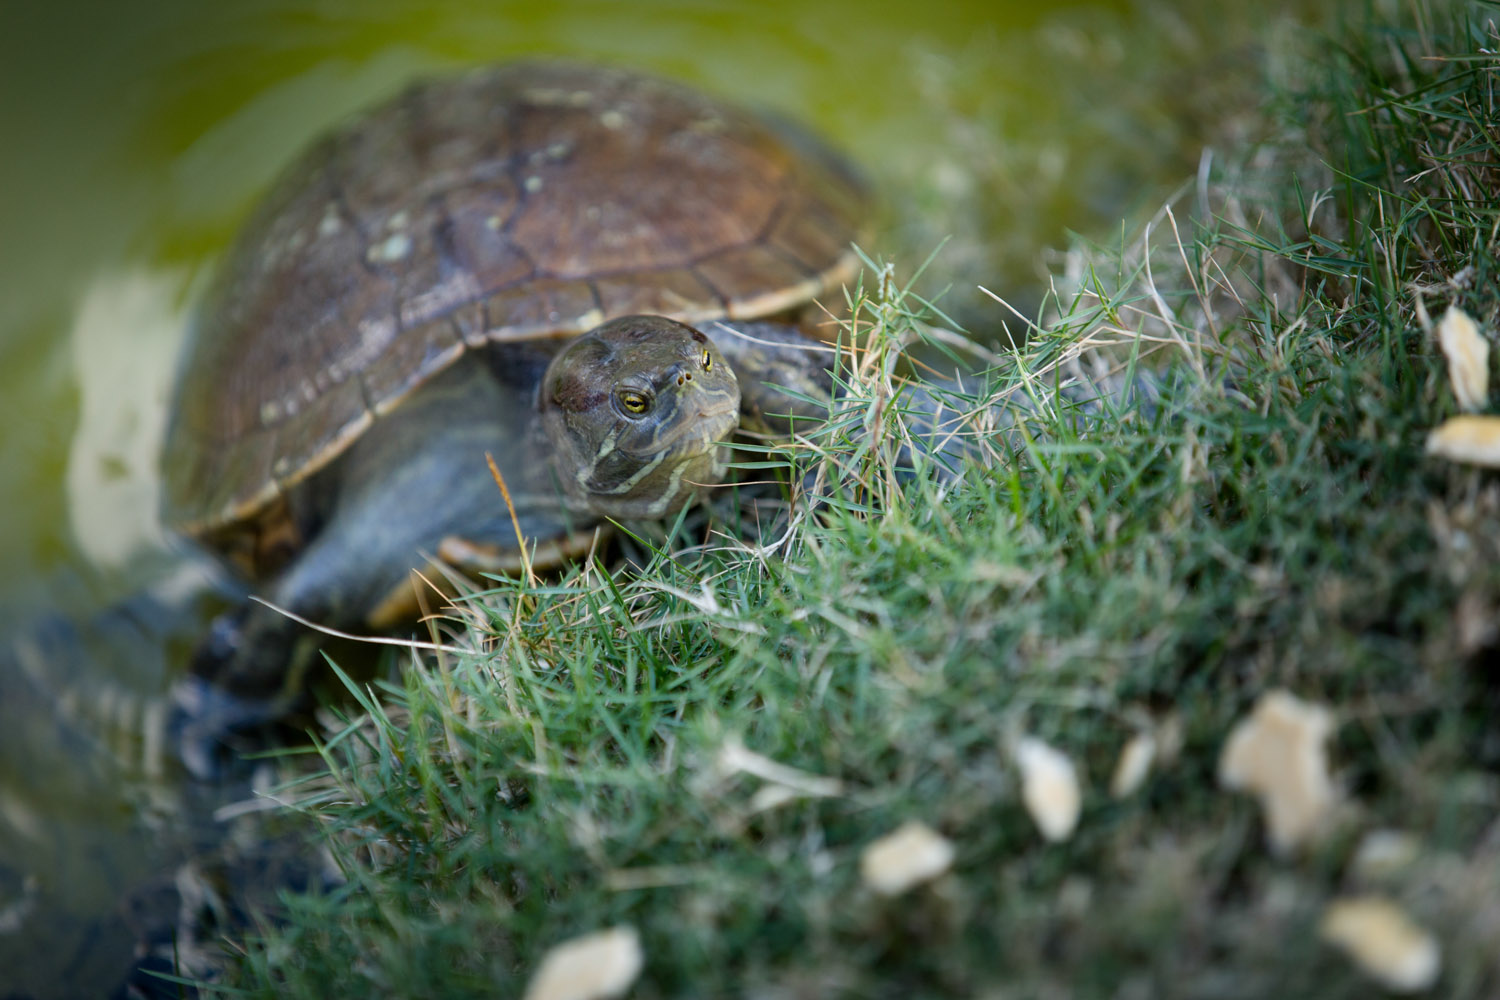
[204,2,1500,997]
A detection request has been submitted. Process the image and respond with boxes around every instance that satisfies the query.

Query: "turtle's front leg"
[171,599,325,778]
[703,319,989,476]
[699,320,838,435]
[704,318,1165,482]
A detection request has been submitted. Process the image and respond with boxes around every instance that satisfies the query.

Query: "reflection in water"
[4,265,314,999]
[65,270,193,571]
[0,561,242,998]
[0,272,196,995]
[0,554,341,997]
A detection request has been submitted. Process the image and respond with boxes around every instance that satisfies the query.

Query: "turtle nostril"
[669,360,696,388]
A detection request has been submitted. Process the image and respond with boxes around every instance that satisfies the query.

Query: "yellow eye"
[702,350,712,372]
[616,389,651,415]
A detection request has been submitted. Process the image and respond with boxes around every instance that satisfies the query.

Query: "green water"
[0,0,1296,995]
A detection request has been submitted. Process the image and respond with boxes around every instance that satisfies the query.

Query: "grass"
[195,2,1500,996]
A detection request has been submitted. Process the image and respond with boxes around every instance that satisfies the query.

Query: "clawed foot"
[167,675,291,780]
[169,602,317,779]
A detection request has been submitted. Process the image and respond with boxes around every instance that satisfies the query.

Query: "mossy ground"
[193,2,1500,996]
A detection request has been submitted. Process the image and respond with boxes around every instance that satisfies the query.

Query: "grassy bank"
[200,2,1500,996]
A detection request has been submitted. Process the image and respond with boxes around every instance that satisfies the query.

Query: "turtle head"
[540,315,741,518]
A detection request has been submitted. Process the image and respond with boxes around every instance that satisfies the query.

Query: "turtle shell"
[163,60,870,547]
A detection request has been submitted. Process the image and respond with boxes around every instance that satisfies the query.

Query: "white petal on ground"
[860,821,955,896]
[1426,414,1500,467]
[1016,737,1082,841]
[1109,731,1157,799]
[1319,896,1441,994]
[522,926,644,1000]
[1436,306,1490,412]
[1218,690,1337,854]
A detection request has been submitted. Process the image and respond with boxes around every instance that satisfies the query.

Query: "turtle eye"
[702,350,713,372]
[616,389,652,416]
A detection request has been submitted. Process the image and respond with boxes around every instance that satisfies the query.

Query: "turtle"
[164,60,891,769]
